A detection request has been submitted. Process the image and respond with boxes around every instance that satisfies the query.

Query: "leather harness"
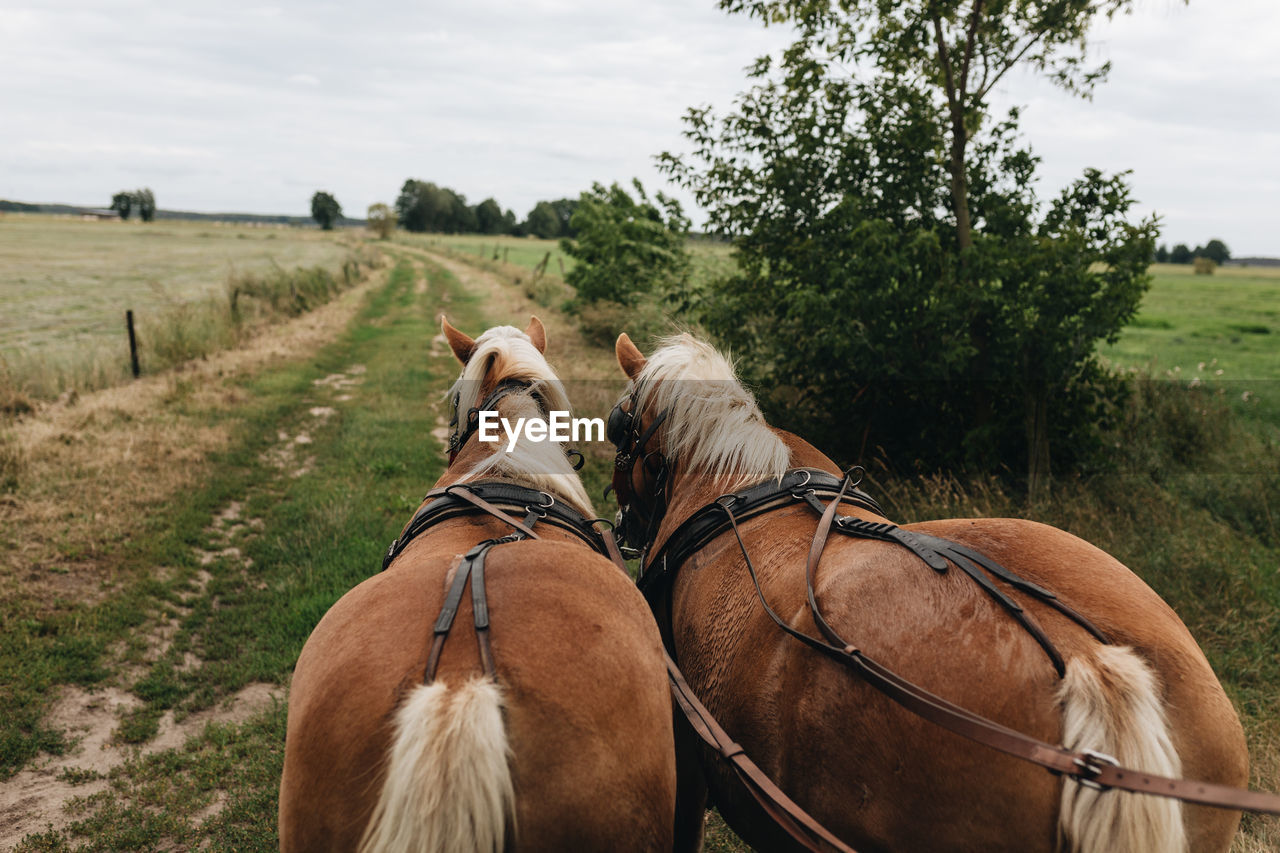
[605,389,1280,850]
[383,480,607,683]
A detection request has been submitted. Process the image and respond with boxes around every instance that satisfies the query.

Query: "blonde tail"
[1057,645,1187,853]
[358,678,514,853]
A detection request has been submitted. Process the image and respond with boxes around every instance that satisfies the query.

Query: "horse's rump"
[282,537,675,851]
[670,511,1246,851]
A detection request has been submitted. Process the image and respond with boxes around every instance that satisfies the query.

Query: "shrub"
[560,180,691,307]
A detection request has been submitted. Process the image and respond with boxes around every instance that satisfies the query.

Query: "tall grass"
[0,247,381,404]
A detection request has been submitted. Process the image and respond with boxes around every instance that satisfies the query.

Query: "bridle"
[449,377,584,471]
[448,378,533,463]
[606,378,1280,850]
[606,382,670,558]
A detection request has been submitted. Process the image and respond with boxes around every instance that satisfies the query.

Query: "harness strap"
[596,528,860,853]
[664,651,859,853]
[383,482,606,572]
[719,499,1280,816]
[424,526,532,683]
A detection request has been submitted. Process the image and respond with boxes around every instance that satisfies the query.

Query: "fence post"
[125,310,140,378]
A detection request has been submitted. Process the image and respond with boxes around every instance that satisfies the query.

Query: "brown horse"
[278,318,675,852]
[611,331,1248,853]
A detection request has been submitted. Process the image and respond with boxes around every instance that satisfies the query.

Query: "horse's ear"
[524,316,547,353]
[616,333,647,380]
[441,315,476,364]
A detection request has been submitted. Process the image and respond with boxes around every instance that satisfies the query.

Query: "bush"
[561,180,691,307]
[573,299,672,349]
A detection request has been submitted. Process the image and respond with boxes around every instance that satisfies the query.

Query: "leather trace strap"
[665,651,859,853]
[712,480,1280,816]
[595,528,860,853]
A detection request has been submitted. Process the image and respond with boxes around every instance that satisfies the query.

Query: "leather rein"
[605,389,1280,850]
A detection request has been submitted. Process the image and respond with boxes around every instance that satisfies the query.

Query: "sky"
[3,0,1277,256]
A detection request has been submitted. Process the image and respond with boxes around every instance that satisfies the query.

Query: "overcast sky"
[3,1,1276,255]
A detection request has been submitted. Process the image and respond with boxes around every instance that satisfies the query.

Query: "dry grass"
[0,215,357,397]
[0,261,386,611]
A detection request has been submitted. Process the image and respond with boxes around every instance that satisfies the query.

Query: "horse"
[278,317,675,852]
[609,331,1249,853]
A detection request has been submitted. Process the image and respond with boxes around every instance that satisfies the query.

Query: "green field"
[1102,263,1280,427]
[0,214,350,394]
[400,232,578,276]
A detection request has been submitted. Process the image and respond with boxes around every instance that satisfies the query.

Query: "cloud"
[1,0,1274,253]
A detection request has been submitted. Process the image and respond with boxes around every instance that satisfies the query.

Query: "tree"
[474,198,507,234]
[561,180,691,306]
[1155,244,1170,263]
[523,202,562,239]
[662,0,1159,492]
[367,202,397,239]
[311,191,342,230]
[1171,243,1193,264]
[395,180,476,233]
[110,192,133,220]
[1200,238,1230,265]
[135,188,156,222]
[548,198,580,238]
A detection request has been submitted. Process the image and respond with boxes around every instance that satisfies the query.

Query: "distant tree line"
[393,180,579,239]
[109,188,156,222]
[1155,239,1230,265]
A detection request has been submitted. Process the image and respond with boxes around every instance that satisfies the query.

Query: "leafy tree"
[310,191,342,230]
[367,202,397,239]
[1200,238,1230,265]
[523,202,562,239]
[1155,244,1170,263]
[1171,243,1193,264]
[662,0,1159,492]
[548,198,580,238]
[560,180,691,306]
[110,192,133,220]
[474,198,507,234]
[135,188,156,222]
[395,180,476,233]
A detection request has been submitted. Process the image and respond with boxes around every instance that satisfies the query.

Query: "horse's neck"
[651,430,840,553]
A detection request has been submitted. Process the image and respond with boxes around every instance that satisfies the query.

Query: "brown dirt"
[0,682,282,848]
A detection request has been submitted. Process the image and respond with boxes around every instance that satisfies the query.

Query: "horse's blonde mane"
[631,334,789,490]
[447,325,593,516]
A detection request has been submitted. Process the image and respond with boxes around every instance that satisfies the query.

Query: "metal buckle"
[1072,749,1119,790]
[535,492,555,509]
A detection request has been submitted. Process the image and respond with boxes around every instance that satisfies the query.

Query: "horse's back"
[280,537,674,852]
[678,511,1246,851]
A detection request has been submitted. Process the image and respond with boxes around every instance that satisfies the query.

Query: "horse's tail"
[358,678,515,853]
[1057,645,1187,853]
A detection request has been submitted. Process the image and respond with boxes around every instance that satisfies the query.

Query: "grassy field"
[0,214,352,396]
[1102,263,1280,426]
